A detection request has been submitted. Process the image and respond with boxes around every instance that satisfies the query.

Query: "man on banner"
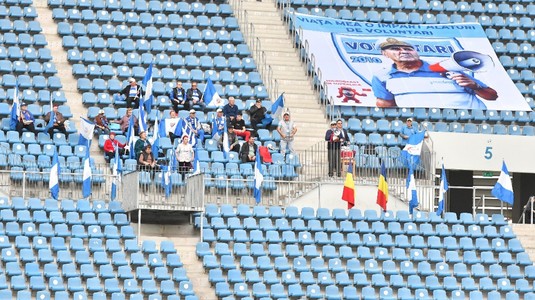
[341,164,355,209]
[372,38,498,109]
[491,161,514,205]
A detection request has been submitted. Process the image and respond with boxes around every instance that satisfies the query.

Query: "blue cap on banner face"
[379,38,414,50]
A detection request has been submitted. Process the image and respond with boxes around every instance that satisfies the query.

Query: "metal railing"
[520,196,534,224]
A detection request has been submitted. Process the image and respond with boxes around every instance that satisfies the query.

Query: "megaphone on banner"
[429,50,494,73]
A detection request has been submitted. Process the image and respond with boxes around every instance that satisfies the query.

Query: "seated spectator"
[170,81,186,113]
[134,131,150,160]
[185,109,205,145]
[176,135,194,180]
[94,109,110,135]
[186,81,203,110]
[44,104,67,138]
[248,99,267,131]
[17,102,37,135]
[120,77,144,109]
[223,96,239,123]
[138,145,159,173]
[219,126,240,153]
[240,136,258,163]
[231,113,251,142]
[211,108,226,140]
[116,108,138,135]
[166,110,181,144]
[103,132,125,162]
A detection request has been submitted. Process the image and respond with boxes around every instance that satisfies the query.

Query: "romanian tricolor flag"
[341,164,355,209]
[376,161,388,211]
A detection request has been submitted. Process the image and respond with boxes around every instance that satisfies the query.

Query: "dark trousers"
[105,149,125,162]
[16,122,37,135]
[178,161,192,180]
[48,124,67,138]
[327,147,341,177]
[126,97,139,109]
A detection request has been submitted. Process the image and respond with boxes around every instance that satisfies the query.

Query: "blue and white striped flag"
[271,93,285,120]
[253,148,263,204]
[78,117,95,146]
[182,121,197,147]
[222,120,230,158]
[138,99,147,133]
[49,149,60,200]
[142,63,154,114]
[82,150,92,198]
[10,85,20,130]
[151,115,161,156]
[162,164,171,198]
[407,168,418,214]
[111,146,122,201]
[401,131,426,169]
[192,147,200,175]
[491,161,514,205]
[126,115,136,159]
[203,77,224,108]
[436,164,449,216]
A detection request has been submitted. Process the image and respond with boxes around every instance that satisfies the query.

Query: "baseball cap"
[283,112,290,116]
[255,99,261,103]
[189,109,196,114]
[330,121,336,125]
[216,108,223,112]
[407,118,413,121]
[139,130,146,135]
[21,102,27,106]
[99,109,105,114]
[379,38,414,50]
[128,77,136,83]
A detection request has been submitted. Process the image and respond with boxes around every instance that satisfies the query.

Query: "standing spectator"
[134,131,150,160]
[185,109,205,145]
[186,81,203,109]
[44,104,67,138]
[400,118,418,140]
[120,77,144,109]
[223,96,239,122]
[240,136,258,163]
[16,103,37,135]
[219,126,240,153]
[170,81,186,113]
[176,135,194,180]
[277,112,297,156]
[116,108,138,135]
[336,119,350,144]
[94,109,110,135]
[231,113,251,142]
[211,108,226,140]
[103,132,125,162]
[325,121,340,177]
[138,145,159,173]
[248,99,267,132]
[167,110,181,144]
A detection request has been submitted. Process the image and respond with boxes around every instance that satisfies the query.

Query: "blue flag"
[407,168,418,214]
[192,147,200,175]
[161,164,171,198]
[82,150,92,198]
[253,148,264,204]
[142,63,153,114]
[111,146,122,201]
[222,120,230,158]
[151,115,161,156]
[436,164,449,216]
[10,85,20,130]
[138,99,147,133]
[126,116,136,159]
[491,161,514,205]
[203,77,223,108]
[78,117,95,146]
[401,131,426,169]
[45,100,55,132]
[49,149,60,200]
[271,93,285,120]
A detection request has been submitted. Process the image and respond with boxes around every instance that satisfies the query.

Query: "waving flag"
[407,168,418,214]
[222,121,230,158]
[341,163,355,209]
[82,150,92,198]
[203,77,223,107]
[126,116,136,159]
[172,118,186,138]
[78,117,95,146]
[182,121,197,147]
[491,161,514,205]
[142,63,153,114]
[45,99,55,132]
[111,146,122,201]
[436,164,449,215]
[10,85,20,130]
[138,99,147,133]
[253,148,263,204]
[401,131,426,169]
[161,164,171,198]
[271,93,285,120]
[192,147,200,175]
[151,115,160,156]
[376,161,388,211]
[49,149,60,200]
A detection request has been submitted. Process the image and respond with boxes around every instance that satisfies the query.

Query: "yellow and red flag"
[376,161,388,211]
[341,164,355,209]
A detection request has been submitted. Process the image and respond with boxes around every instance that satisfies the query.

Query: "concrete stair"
[512,224,535,263]
[232,0,328,153]
[34,0,104,163]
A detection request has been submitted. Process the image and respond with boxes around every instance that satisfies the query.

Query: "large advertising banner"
[293,13,530,111]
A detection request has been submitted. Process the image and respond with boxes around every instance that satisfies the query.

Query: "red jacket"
[104,139,125,153]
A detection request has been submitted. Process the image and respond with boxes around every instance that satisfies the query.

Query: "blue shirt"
[21,110,34,122]
[372,61,488,109]
[400,125,418,139]
[222,104,239,118]
[212,116,226,136]
[185,116,201,130]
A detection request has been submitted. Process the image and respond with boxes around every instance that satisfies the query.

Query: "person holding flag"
[220,126,240,153]
[103,132,126,162]
[186,81,203,110]
[175,135,194,181]
[44,104,67,138]
[116,108,138,135]
[16,103,37,135]
[185,109,205,145]
[10,85,20,131]
[248,99,267,132]
[211,108,226,141]
[120,77,144,109]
